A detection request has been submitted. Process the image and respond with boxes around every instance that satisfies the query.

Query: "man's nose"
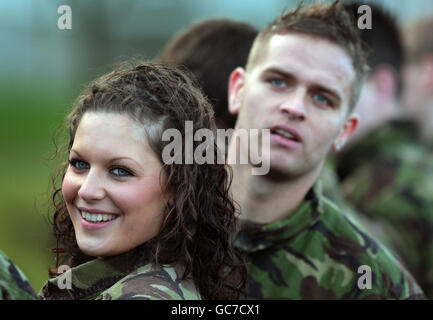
[280,87,307,121]
[77,170,106,201]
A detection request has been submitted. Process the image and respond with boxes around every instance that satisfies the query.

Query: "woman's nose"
[77,170,106,201]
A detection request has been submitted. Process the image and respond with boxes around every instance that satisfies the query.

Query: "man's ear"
[332,114,359,152]
[228,67,246,115]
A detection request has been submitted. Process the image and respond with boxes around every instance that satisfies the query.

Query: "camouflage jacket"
[233,183,425,299]
[337,120,433,299]
[320,161,403,261]
[0,250,39,300]
[40,252,201,300]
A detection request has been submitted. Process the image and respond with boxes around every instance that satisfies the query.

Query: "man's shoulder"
[317,198,425,299]
[97,263,201,300]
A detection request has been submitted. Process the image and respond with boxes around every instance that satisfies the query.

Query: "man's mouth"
[270,126,302,142]
[272,129,295,140]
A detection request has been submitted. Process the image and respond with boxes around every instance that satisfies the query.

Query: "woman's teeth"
[80,211,117,223]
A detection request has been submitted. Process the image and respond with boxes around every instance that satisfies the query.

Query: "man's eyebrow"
[263,67,342,103]
[262,67,295,80]
[311,84,342,104]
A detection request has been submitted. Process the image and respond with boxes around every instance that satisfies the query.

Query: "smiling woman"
[31,62,246,300]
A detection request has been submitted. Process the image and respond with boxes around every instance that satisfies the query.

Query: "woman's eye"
[111,167,133,177]
[70,159,89,170]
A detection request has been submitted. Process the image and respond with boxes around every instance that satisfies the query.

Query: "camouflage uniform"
[233,183,425,299]
[1,249,200,300]
[40,252,201,300]
[337,120,433,299]
[320,161,403,261]
[0,250,39,300]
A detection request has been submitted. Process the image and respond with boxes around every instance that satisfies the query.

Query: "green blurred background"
[1,0,432,293]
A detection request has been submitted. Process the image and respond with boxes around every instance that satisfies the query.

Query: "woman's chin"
[76,239,111,258]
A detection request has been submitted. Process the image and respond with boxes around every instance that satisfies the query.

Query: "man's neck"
[231,163,321,224]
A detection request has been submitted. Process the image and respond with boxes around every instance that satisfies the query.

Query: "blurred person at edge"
[403,16,433,149]
[335,2,433,299]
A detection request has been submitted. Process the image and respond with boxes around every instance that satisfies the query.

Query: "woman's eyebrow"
[69,149,82,158]
[70,150,141,167]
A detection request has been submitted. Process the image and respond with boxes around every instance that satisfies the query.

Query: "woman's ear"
[332,113,359,152]
[228,67,246,115]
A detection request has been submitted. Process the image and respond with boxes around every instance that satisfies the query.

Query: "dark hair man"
[158,18,258,129]
[228,1,424,299]
[336,2,433,298]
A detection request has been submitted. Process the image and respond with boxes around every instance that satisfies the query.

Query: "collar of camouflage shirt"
[39,250,145,300]
[233,181,324,253]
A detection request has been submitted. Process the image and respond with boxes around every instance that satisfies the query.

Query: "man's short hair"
[404,16,433,63]
[343,2,404,95]
[158,18,258,129]
[246,0,369,113]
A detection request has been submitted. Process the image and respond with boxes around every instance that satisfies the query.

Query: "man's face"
[229,33,357,178]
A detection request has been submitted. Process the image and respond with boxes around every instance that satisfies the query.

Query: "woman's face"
[62,112,166,257]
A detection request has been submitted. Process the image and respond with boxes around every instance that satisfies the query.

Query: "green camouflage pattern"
[40,252,201,300]
[0,250,39,300]
[337,120,433,299]
[233,183,425,299]
[320,161,404,262]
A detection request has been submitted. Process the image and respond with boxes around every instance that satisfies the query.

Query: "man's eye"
[111,167,133,177]
[313,93,332,107]
[269,78,287,88]
[69,159,89,170]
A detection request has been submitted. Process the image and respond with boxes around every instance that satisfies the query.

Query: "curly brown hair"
[49,62,246,299]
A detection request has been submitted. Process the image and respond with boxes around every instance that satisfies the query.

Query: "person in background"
[158,18,258,130]
[402,16,433,149]
[336,2,433,298]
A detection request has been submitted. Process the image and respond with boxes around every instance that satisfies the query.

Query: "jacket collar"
[234,182,323,252]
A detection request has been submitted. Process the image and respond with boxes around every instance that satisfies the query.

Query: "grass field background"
[0,84,75,292]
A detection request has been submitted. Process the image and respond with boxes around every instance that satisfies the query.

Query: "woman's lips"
[77,207,120,231]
